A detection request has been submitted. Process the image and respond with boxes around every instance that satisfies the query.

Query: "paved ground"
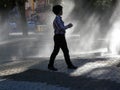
[0,56,120,90]
[0,34,120,90]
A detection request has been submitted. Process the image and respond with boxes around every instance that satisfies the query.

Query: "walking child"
[48,5,77,71]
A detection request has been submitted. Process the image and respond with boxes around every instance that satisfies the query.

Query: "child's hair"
[52,5,62,15]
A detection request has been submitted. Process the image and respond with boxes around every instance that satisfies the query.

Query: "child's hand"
[68,23,73,28]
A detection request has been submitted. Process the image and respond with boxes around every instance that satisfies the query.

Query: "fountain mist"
[37,0,76,57]
[65,0,119,56]
[106,1,120,55]
[37,0,110,57]
[0,0,120,61]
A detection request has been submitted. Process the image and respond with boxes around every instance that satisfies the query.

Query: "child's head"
[52,5,63,15]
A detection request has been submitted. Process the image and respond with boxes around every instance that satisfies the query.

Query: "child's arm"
[55,17,73,31]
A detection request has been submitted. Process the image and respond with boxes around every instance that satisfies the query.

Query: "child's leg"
[60,37,73,66]
[48,45,60,67]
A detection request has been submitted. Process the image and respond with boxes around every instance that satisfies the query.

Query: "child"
[48,5,77,71]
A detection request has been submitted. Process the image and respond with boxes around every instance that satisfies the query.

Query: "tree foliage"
[0,0,16,11]
[93,0,117,9]
[0,0,26,11]
[49,0,62,5]
[0,0,27,36]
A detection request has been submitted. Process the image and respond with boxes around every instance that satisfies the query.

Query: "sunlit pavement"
[0,56,120,90]
[0,35,120,90]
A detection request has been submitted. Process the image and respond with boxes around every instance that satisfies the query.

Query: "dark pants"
[48,34,73,67]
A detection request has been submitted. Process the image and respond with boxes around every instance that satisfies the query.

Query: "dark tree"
[0,0,16,23]
[16,0,28,36]
[50,0,62,5]
[0,0,28,36]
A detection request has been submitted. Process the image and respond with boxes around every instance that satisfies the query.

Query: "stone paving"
[0,56,120,90]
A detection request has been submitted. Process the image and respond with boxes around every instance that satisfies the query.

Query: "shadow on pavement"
[2,68,120,90]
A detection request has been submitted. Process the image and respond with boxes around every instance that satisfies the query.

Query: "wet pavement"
[0,56,120,90]
[0,34,120,90]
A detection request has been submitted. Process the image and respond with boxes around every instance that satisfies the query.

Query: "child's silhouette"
[48,5,77,71]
